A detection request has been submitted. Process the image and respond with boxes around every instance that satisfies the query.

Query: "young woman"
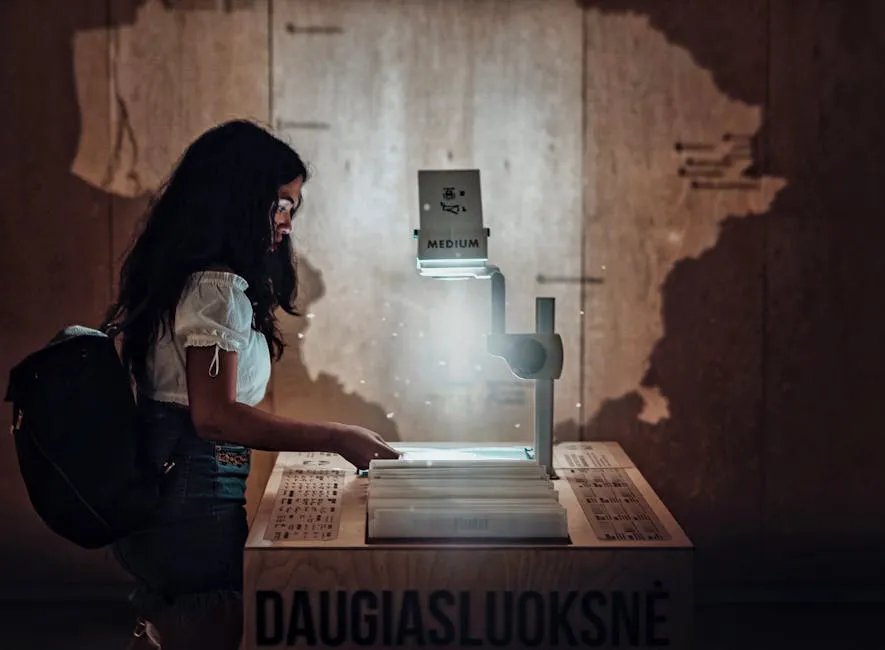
[104,119,399,649]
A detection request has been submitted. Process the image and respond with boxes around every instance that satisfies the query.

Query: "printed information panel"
[264,468,346,542]
[554,442,627,469]
[561,467,671,542]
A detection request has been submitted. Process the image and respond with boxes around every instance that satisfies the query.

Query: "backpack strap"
[100,301,150,340]
[103,302,188,475]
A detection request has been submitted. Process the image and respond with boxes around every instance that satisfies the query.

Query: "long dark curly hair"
[103,119,309,381]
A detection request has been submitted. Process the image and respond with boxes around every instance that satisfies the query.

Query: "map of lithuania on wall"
[69,1,777,451]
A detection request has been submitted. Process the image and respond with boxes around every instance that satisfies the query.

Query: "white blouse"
[140,271,272,407]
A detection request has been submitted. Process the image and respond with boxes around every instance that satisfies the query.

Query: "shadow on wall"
[562,0,885,588]
[276,254,402,442]
[0,0,396,586]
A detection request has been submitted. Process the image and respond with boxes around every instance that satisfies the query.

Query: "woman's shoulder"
[175,268,255,330]
[188,267,249,292]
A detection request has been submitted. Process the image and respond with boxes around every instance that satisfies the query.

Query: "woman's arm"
[186,346,398,466]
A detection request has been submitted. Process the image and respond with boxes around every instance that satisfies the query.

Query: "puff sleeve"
[174,272,253,377]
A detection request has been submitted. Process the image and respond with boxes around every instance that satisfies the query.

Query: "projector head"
[414,169,490,279]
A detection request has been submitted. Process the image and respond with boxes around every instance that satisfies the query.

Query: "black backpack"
[4,322,176,549]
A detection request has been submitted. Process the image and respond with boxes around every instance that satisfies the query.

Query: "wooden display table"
[244,442,693,649]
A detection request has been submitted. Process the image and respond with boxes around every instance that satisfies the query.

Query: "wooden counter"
[244,442,694,649]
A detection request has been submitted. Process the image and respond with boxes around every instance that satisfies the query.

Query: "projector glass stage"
[391,445,531,463]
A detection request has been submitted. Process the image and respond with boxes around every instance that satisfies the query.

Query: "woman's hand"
[331,424,401,469]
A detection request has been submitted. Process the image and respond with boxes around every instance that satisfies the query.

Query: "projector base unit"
[368,505,570,541]
[366,458,569,541]
[244,442,695,650]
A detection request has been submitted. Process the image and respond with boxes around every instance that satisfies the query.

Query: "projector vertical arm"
[490,267,505,335]
[534,298,556,477]
[484,268,559,478]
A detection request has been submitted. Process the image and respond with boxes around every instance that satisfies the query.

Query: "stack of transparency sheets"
[366,458,569,541]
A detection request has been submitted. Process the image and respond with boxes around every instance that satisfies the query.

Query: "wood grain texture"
[575,0,885,589]
[570,1,781,587]
[107,0,271,245]
[270,0,584,445]
[0,0,127,584]
[764,0,885,585]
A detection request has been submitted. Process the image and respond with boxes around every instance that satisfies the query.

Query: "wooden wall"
[1,0,884,596]
[0,0,119,589]
[575,0,885,591]
[575,2,778,588]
